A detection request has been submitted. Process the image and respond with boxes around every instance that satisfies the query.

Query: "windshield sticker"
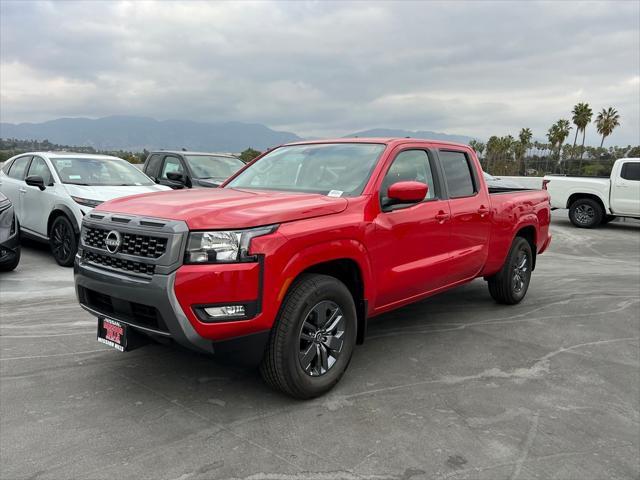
[69,174,82,180]
[327,190,343,198]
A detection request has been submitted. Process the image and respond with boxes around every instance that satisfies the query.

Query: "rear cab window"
[145,154,163,178]
[621,162,640,181]
[439,150,477,198]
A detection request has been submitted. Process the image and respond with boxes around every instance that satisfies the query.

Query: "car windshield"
[184,155,244,179]
[50,157,154,186]
[226,143,386,196]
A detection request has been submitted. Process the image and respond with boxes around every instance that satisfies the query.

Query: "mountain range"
[0,116,473,152]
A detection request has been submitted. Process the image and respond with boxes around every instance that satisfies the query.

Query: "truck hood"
[63,183,171,202]
[95,188,348,229]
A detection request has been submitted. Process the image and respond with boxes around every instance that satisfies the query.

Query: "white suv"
[0,152,170,266]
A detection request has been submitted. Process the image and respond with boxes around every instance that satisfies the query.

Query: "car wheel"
[49,215,77,267]
[260,274,357,399]
[488,237,533,305]
[0,245,20,272]
[569,198,603,228]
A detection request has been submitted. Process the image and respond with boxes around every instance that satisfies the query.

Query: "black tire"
[260,274,357,399]
[49,215,77,267]
[0,245,20,272]
[569,198,603,228]
[601,215,616,225]
[487,237,533,305]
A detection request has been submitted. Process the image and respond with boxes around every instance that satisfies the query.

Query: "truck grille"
[84,227,168,258]
[83,250,155,275]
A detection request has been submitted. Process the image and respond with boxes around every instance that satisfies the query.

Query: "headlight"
[185,225,277,264]
[71,196,103,208]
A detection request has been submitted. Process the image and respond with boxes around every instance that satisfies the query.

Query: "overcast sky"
[1,0,638,145]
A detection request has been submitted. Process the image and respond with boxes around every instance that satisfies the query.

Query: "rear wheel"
[487,237,533,305]
[569,198,603,228]
[260,274,357,399]
[49,215,77,267]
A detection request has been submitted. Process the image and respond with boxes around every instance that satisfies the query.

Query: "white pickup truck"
[543,158,640,228]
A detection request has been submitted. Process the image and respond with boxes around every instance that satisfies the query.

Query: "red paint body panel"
[93,138,551,344]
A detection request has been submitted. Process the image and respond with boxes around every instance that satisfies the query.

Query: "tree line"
[468,104,636,177]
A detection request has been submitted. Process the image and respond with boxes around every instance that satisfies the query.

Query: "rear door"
[22,156,56,235]
[370,147,452,310]
[610,160,640,216]
[1,156,32,220]
[143,153,163,182]
[437,149,492,283]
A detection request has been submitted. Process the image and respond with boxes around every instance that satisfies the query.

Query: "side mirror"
[386,181,427,206]
[25,175,46,191]
[166,172,187,189]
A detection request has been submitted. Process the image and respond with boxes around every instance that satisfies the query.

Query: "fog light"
[204,305,245,318]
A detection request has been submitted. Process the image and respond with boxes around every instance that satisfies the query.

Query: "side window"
[7,156,31,180]
[160,156,184,179]
[621,162,640,181]
[145,154,162,178]
[27,157,53,185]
[380,150,436,207]
[440,150,476,198]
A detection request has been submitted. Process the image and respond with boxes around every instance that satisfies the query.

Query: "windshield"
[184,155,244,179]
[226,143,386,196]
[50,157,154,186]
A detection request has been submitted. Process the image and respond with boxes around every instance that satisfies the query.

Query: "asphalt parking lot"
[1,212,638,480]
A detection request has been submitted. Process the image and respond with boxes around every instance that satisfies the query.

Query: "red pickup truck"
[74,138,551,398]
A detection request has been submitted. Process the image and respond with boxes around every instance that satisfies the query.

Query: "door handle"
[477,205,490,217]
[435,211,450,223]
[615,183,628,188]
[19,188,27,193]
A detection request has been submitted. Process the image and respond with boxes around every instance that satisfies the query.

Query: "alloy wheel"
[512,250,529,294]
[298,300,345,377]
[574,204,595,225]
[52,221,72,262]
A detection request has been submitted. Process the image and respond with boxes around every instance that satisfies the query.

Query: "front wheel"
[0,245,20,272]
[260,274,357,399]
[49,216,78,267]
[487,237,533,305]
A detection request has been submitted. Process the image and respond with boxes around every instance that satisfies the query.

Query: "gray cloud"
[1,0,638,145]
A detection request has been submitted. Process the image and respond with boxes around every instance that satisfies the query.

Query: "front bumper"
[74,256,271,364]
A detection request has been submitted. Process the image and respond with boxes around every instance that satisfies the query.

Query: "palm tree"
[595,107,621,147]
[516,128,532,175]
[552,119,572,171]
[546,125,558,173]
[572,102,593,172]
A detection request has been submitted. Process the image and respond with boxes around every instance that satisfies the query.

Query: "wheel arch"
[515,225,537,271]
[278,242,372,345]
[567,193,607,214]
[47,205,80,238]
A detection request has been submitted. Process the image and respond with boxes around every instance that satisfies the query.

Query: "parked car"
[74,138,551,398]
[543,157,640,228]
[0,152,170,266]
[0,192,20,272]
[142,151,245,189]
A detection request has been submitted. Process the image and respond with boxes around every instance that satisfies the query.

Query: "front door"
[610,161,640,216]
[370,148,452,311]
[22,156,56,236]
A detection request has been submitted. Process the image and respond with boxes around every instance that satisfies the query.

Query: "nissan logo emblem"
[105,230,122,254]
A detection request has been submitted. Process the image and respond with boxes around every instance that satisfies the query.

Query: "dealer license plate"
[97,317,128,352]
